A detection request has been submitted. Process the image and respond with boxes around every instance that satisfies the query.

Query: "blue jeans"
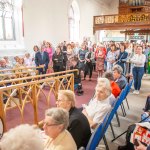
[132,67,144,90]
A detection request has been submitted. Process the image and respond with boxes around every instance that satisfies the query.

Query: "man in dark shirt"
[35,46,49,74]
[56,90,91,149]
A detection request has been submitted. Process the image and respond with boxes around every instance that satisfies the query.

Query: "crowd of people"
[0,40,150,150]
[1,39,149,93]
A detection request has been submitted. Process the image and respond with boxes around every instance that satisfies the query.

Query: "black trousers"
[84,62,93,79]
[37,68,47,74]
[125,124,135,150]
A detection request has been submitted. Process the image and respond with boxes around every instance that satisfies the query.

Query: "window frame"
[0,0,15,41]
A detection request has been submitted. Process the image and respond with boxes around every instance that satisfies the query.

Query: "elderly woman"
[112,64,127,90]
[0,124,44,150]
[82,78,114,129]
[130,46,146,95]
[43,108,77,150]
[103,71,121,98]
[56,90,91,149]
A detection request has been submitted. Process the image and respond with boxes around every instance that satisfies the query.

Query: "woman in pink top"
[44,42,53,62]
[44,42,53,73]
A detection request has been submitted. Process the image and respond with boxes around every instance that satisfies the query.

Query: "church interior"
[0,0,150,150]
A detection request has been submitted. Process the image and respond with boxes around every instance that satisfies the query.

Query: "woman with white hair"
[43,107,77,150]
[0,124,44,150]
[82,78,113,129]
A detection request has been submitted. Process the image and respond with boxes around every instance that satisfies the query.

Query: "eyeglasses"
[43,122,59,127]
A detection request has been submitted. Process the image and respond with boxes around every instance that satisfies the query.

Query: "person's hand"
[135,141,147,150]
[82,104,87,109]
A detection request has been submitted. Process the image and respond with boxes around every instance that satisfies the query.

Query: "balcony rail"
[94,13,150,25]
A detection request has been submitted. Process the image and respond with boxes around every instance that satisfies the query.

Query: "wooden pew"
[0,66,44,74]
[0,69,78,87]
[0,73,74,131]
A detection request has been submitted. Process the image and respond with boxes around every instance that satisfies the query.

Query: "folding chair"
[85,89,127,150]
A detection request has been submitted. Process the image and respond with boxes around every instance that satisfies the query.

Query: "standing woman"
[95,45,106,77]
[52,46,64,72]
[32,45,39,65]
[66,44,74,70]
[106,44,118,71]
[116,43,128,74]
[78,44,88,75]
[44,42,53,70]
[84,48,94,81]
[130,46,146,94]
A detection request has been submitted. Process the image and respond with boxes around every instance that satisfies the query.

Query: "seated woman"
[43,108,77,150]
[14,57,26,72]
[103,71,121,98]
[24,53,33,67]
[0,124,44,150]
[112,64,127,90]
[56,90,91,149]
[82,78,113,129]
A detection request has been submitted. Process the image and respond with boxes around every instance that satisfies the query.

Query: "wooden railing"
[0,70,39,81]
[0,66,43,74]
[0,69,78,87]
[0,73,74,131]
[94,13,150,25]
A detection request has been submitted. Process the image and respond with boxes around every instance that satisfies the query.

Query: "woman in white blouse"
[130,46,146,94]
[82,78,114,129]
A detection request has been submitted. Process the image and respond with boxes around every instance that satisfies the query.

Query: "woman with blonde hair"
[56,90,91,149]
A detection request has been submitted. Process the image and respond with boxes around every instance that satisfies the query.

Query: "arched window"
[69,0,80,42]
[0,0,15,40]
[0,0,24,57]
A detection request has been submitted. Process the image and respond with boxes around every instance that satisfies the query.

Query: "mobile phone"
[134,139,139,146]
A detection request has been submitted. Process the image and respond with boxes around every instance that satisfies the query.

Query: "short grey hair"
[103,72,114,81]
[45,108,69,130]
[0,124,44,150]
[96,78,112,97]
[112,64,123,75]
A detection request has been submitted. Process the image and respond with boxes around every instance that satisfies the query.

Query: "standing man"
[35,45,49,74]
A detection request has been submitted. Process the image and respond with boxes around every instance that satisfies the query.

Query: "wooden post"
[32,84,38,124]
[71,74,74,92]
[0,91,6,132]
[54,79,59,101]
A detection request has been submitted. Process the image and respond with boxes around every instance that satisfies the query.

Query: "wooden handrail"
[0,66,44,73]
[0,69,78,86]
[0,73,75,131]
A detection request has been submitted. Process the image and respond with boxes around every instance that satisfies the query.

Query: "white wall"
[23,0,69,50]
[76,0,110,43]
[107,0,119,14]
[23,0,110,51]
